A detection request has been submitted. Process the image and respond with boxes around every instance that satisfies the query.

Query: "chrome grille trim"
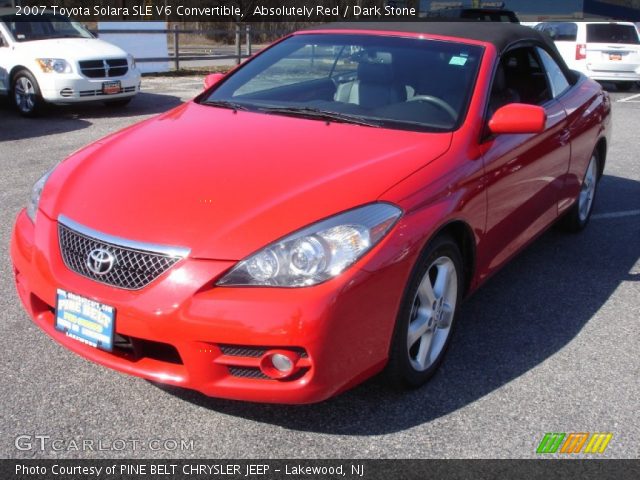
[59,215,190,258]
[57,215,189,290]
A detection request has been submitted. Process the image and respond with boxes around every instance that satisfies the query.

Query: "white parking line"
[616,93,640,103]
[592,209,640,219]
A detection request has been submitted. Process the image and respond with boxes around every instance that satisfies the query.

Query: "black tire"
[615,82,633,92]
[12,69,44,117]
[385,234,464,388]
[558,150,600,233]
[104,97,132,108]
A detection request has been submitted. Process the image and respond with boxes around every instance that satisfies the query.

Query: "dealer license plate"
[102,80,121,95]
[609,53,622,61]
[55,289,115,351]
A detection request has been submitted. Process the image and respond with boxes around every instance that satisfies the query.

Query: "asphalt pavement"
[0,78,638,459]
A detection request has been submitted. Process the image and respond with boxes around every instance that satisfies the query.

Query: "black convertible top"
[307,22,555,55]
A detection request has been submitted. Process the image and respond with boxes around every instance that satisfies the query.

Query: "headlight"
[217,203,402,287]
[127,54,136,70]
[26,167,55,222]
[36,58,72,74]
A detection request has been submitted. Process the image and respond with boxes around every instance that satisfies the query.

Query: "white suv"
[534,21,640,91]
[0,9,141,116]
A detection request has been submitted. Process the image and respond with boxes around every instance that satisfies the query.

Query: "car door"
[477,45,571,280]
[542,47,611,215]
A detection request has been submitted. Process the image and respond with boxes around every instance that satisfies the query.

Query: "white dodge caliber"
[0,9,141,116]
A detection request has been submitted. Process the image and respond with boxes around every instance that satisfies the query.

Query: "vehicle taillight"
[576,44,587,60]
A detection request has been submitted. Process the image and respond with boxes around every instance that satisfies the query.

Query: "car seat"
[334,61,407,109]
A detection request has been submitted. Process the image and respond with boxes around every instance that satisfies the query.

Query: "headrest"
[357,62,394,84]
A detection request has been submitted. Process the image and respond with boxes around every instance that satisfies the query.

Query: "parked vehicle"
[0,9,140,116]
[534,21,640,90]
[11,23,611,404]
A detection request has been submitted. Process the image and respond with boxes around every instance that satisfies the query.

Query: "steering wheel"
[407,95,457,121]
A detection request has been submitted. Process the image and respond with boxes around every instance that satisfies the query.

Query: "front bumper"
[36,69,141,104]
[11,210,412,404]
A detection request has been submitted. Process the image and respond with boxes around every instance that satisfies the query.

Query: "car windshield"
[1,14,93,42]
[201,34,483,132]
[587,24,640,44]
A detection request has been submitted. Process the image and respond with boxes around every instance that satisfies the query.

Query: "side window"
[0,33,6,47]
[534,24,549,34]
[536,48,570,98]
[542,22,578,42]
[489,47,552,115]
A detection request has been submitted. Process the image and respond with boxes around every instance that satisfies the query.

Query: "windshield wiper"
[200,100,250,111]
[258,106,382,127]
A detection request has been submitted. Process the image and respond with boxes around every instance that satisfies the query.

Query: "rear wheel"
[12,70,44,117]
[386,235,463,388]
[558,151,600,232]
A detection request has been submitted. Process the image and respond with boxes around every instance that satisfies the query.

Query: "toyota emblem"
[86,248,115,275]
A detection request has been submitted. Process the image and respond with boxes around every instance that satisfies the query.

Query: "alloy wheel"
[407,256,458,372]
[14,76,36,114]
[578,155,598,223]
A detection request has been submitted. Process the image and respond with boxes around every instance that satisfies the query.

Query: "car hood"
[15,38,127,60]
[41,102,452,260]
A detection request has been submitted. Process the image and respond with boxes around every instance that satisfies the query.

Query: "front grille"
[228,366,271,380]
[219,344,308,358]
[228,366,310,381]
[58,221,184,290]
[79,58,128,78]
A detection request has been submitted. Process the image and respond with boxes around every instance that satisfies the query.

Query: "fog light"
[259,350,300,379]
[272,354,293,372]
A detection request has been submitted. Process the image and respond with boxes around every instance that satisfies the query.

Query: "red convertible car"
[11,23,611,403]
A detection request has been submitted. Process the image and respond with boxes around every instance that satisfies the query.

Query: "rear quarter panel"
[557,76,612,213]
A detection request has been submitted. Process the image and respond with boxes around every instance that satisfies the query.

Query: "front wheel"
[558,151,600,232]
[386,234,463,388]
[12,70,44,117]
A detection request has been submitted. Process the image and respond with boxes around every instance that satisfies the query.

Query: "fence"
[93,25,293,70]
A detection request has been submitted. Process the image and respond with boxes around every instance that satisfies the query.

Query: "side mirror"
[488,103,546,135]
[204,73,225,90]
